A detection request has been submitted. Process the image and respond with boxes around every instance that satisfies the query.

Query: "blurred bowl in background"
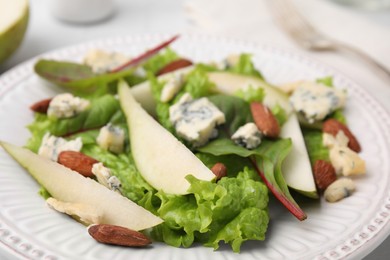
[48,0,115,24]
[0,0,29,64]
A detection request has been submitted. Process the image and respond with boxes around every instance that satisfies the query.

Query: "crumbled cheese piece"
[289,82,346,123]
[47,93,90,119]
[38,133,82,161]
[323,131,349,148]
[107,176,121,191]
[329,145,366,176]
[169,94,226,147]
[322,130,365,176]
[83,49,129,74]
[46,197,102,225]
[160,73,184,103]
[92,163,122,193]
[96,123,125,154]
[231,122,262,149]
[324,178,356,203]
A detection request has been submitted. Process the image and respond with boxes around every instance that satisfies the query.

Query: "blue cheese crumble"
[92,162,122,193]
[323,131,366,176]
[231,122,262,149]
[289,82,346,123]
[38,133,82,161]
[96,123,125,154]
[47,93,90,119]
[160,73,185,103]
[169,94,226,147]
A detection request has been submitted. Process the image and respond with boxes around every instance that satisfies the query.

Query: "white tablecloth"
[0,0,389,259]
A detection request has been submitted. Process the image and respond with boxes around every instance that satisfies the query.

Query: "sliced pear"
[279,114,318,198]
[206,72,318,198]
[118,80,215,195]
[207,72,293,115]
[0,141,163,231]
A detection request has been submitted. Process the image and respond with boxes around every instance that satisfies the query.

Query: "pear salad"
[1,36,366,252]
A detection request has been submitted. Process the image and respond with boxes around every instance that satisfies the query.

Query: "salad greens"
[26,48,312,252]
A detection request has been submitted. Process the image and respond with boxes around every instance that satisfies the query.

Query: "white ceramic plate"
[1,34,390,260]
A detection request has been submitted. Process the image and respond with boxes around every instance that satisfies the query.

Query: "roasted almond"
[30,98,52,114]
[322,119,361,152]
[156,58,193,76]
[88,224,152,247]
[313,160,337,192]
[250,102,280,138]
[211,162,227,181]
[57,151,99,178]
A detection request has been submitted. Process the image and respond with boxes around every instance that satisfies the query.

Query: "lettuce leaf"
[199,137,307,220]
[81,143,155,204]
[149,65,217,133]
[227,53,264,79]
[234,85,265,103]
[151,167,269,252]
[142,48,179,75]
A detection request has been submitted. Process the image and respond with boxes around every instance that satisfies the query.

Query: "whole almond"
[313,160,337,192]
[30,98,52,114]
[250,102,280,138]
[156,58,193,76]
[211,162,227,181]
[88,224,152,247]
[322,119,361,152]
[58,151,99,178]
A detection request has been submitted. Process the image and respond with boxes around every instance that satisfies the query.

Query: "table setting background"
[0,0,389,259]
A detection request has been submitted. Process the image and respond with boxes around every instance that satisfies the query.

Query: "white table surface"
[0,0,389,259]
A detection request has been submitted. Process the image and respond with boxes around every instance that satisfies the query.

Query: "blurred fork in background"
[268,0,390,82]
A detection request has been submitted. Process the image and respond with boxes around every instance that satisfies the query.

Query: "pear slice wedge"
[118,80,215,195]
[0,141,163,231]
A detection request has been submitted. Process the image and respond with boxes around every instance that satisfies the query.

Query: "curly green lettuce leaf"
[149,65,218,132]
[227,53,264,79]
[142,48,179,75]
[80,143,155,204]
[234,85,265,103]
[199,138,307,220]
[151,167,269,252]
